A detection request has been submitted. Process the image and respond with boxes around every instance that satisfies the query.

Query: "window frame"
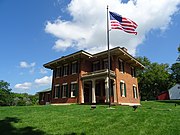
[120,80,126,97]
[93,61,100,71]
[71,61,77,74]
[56,67,61,78]
[131,67,136,77]
[103,59,108,69]
[54,84,60,99]
[63,64,68,76]
[71,81,77,98]
[119,59,125,73]
[133,85,138,99]
[62,83,68,98]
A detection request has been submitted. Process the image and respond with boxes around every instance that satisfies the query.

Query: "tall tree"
[171,45,180,83]
[136,57,173,100]
[0,80,13,106]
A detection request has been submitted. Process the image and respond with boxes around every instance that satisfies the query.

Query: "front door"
[84,82,91,103]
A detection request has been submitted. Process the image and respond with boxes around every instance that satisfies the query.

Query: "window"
[63,64,68,76]
[54,84,60,98]
[41,93,44,101]
[62,83,68,98]
[71,82,77,97]
[131,67,136,77]
[119,59,125,73]
[72,61,77,74]
[93,61,100,71]
[56,67,61,77]
[103,59,108,69]
[120,81,126,97]
[133,85,138,99]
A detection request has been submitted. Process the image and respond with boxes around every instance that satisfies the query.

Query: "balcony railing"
[82,69,116,80]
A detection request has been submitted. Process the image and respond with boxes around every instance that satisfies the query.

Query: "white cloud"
[34,76,52,86]
[45,0,180,55]
[40,68,48,74]
[20,61,36,68]
[14,82,32,90]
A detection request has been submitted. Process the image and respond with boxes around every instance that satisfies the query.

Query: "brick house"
[39,47,144,105]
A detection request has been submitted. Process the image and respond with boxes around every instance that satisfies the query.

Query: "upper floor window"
[119,59,125,73]
[120,81,126,97]
[56,67,61,77]
[63,64,68,76]
[93,61,100,71]
[133,85,138,99]
[103,59,108,69]
[71,82,77,97]
[72,61,77,74]
[62,83,68,98]
[131,67,136,77]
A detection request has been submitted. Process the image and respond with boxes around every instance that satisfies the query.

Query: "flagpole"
[107,5,111,108]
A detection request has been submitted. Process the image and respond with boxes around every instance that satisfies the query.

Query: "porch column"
[92,79,96,103]
[113,80,117,103]
[81,81,84,103]
[105,77,109,103]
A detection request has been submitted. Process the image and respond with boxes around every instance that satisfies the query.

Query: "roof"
[44,46,145,69]
[37,88,51,93]
[44,50,92,69]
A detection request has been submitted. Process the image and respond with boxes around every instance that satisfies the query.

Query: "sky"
[0,0,180,95]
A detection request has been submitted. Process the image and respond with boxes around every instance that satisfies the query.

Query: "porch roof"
[37,88,51,93]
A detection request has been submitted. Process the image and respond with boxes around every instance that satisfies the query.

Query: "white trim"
[120,80,125,83]
[133,85,138,99]
[62,83,67,85]
[55,84,60,86]
[72,61,77,64]
[93,61,100,64]
[71,81,77,84]
[120,80,126,97]
[119,58,122,62]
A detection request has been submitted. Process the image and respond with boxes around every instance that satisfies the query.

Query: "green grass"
[0,101,180,135]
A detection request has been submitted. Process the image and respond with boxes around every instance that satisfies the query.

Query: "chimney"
[121,47,128,52]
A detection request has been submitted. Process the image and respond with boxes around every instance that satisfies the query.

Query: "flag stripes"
[109,11,138,35]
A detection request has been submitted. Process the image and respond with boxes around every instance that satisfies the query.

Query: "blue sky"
[0,0,180,94]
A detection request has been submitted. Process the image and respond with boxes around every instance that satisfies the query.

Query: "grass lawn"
[0,101,180,135]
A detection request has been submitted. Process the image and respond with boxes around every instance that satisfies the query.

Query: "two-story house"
[39,47,144,105]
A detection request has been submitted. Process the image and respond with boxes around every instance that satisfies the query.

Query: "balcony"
[81,69,116,80]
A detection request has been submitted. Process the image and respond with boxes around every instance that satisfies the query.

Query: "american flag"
[109,11,138,35]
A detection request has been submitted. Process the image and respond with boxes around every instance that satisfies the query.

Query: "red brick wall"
[113,56,140,104]
[51,74,79,103]
[49,55,140,105]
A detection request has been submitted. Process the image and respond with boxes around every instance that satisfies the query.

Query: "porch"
[81,69,117,104]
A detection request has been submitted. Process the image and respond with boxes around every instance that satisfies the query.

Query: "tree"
[0,80,13,106]
[170,45,180,83]
[136,57,173,100]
